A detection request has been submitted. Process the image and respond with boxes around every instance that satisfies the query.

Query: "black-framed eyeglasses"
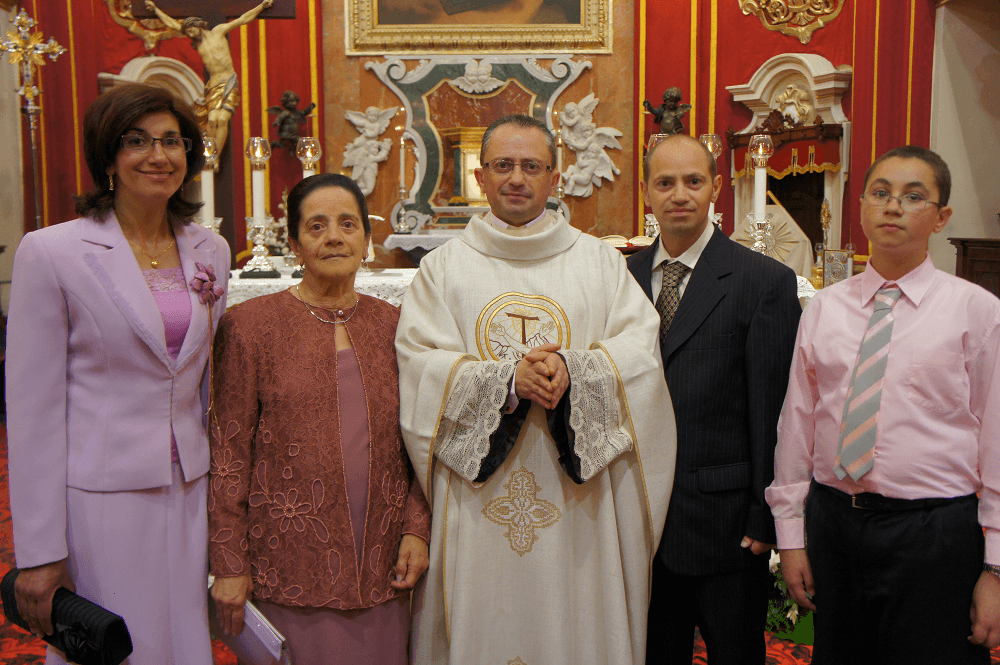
[861,189,941,213]
[120,133,193,154]
[482,159,553,177]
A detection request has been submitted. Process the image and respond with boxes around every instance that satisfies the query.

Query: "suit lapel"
[662,228,733,360]
[82,214,174,368]
[175,223,214,371]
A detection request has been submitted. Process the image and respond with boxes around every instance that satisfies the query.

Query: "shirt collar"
[488,209,547,230]
[860,253,936,307]
[652,220,715,271]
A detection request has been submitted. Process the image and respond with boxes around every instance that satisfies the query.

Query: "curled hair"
[863,145,951,206]
[642,133,717,182]
[75,82,205,223]
[479,114,556,167]
[286,173,370,242]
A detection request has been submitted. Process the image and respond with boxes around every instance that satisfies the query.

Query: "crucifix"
[0,8,66,230]
[136,0,294,156]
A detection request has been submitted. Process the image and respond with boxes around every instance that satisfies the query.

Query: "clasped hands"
[515,343,568,411]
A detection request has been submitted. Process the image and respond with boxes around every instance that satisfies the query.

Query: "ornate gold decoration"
[772,84,813,125]
[738,0,846,45]
[346,0,610,55]
[477,293,570,362]
[483,467,562,557]
[1,8,65,104]
[104,0,176,51]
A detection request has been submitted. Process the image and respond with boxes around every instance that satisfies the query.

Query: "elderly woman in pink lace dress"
[208,174,430,665]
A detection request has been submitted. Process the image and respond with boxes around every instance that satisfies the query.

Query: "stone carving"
[559,93,622,198]
[773,83,813,126]
[450,60,504,94]
[342,106,399,196]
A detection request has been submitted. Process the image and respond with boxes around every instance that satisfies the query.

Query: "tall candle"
[399,137,406,189]
[754,164,767,219]
[252,170,266,220]
[557,134,563,173]
[200,169,215,225]
[708,201,716,220]
[302,168,316,179]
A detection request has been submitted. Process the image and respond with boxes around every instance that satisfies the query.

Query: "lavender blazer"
[6,214,230,568]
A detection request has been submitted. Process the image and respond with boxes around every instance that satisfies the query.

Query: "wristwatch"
[983,563,1000,579]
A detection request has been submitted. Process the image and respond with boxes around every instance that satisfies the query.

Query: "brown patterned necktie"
[655,261,690,344]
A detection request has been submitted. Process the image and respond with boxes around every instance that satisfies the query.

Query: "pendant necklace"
[295,285,359,325]
[129,238,175,268]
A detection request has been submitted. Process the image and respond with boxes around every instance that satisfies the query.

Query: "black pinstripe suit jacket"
[627,227,801,575]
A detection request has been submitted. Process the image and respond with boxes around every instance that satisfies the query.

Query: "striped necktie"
[834,284,903,481]
[655,261,690,344]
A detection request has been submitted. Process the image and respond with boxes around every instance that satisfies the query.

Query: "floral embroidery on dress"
[211,448,245,496]
[270,489,312,533]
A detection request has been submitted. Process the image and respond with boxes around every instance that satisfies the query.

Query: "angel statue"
[561,93,600,152]
[342,106,398,196]
[643,86,692,136]
[145,0,274,157]
[268,90,316,155]
[562,133,622,198]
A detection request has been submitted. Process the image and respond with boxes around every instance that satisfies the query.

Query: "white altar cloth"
[227,269,418,308]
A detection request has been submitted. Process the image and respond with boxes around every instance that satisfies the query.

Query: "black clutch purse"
[1,568,133,665]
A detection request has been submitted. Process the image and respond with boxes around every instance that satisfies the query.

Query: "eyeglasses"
[861,189,941,213]
[482,159,552,177]
[120,133,193,154]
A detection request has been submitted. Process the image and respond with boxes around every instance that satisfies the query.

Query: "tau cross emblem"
[482,467,562,557]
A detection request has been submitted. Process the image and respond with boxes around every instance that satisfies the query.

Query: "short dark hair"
[642,133,717,183]
[286,173,371,242]
[75,82,205,222]
[480,114,556,167]
[863,145,951,206]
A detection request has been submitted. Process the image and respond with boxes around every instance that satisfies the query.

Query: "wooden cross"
[131,0,295,26]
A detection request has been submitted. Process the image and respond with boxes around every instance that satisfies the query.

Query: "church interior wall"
[929,0,1000,273]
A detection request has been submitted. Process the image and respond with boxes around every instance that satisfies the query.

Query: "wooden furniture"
[950,238,1000,299]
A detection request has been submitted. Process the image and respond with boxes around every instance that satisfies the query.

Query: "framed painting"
[345,0,611,54]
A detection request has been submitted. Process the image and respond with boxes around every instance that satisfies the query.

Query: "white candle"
[303,168,316,179]
[200,168,215,225]
[708,201,716,220]
[754,164,767,219]
[399,138,406,189]
[557,134,563,173]
[252,170,266,221]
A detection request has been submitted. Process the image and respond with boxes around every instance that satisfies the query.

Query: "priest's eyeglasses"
[120,133,193,154]
[861,189,941,213]
[482,159,552,177]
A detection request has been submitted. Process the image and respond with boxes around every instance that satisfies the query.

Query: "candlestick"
[747,134,774,220]
[240,216,280,278]
[245,137,271,220]
[296,137,321,180]
[398,134,407,190]
[200,136,218,227]
[698,134,723,221]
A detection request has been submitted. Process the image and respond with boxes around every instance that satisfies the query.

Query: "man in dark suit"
[628,134,801,664]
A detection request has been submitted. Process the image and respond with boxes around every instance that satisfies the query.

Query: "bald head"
[643,134,717,183]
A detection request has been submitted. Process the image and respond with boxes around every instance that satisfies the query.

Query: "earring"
[109,174,114,191]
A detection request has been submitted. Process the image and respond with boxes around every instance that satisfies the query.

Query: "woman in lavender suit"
[6,83,229,665]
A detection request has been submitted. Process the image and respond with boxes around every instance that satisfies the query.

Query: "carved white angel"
[342,106,398,196]
[560,93,600,152]
[451,60,504,94]
[562,133,622,198]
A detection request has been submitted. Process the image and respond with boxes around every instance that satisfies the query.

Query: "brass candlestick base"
[747,212,774,255]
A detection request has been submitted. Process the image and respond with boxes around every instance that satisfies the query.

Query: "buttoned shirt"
[649,220,714,299]
[766,256,1000,561]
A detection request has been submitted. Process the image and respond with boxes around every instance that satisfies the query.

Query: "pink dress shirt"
[766,256,1000,560]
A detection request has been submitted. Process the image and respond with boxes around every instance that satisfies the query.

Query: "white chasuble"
[396,212,677,665]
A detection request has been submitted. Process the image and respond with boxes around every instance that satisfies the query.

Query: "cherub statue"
[562,133,622,198]
[643,86,692,135]
[341,106,398,196]
[451,60,503,94]
[561,93,600,152]
[145,0,273,157]
[267,90,316,155]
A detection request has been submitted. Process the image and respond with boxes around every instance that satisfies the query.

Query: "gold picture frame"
[346,0,612,55]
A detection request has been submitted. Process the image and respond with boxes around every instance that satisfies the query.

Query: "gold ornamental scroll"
[738,0,845,45]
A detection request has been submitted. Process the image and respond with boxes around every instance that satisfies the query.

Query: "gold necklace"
[128,238,175,268]
[295,285,360,325]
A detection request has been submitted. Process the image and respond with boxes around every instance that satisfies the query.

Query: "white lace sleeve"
[561,349,634,481]
[435,360,518,482]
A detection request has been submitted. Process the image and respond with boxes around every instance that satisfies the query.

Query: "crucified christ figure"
[145,0,273,156]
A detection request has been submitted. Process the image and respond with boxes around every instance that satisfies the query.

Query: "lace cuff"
[562,349,633,481]
[435,360,517,483]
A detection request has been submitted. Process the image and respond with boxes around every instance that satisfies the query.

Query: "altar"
[227,268,418,308]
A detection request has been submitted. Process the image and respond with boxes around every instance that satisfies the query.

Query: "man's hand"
[13,559,74,638]
[970,571,1000,648]
[210,574,253,636]
[515,343,568,410]
[390,534,429,590]
[778,548,816,611]
[741,535,774,556]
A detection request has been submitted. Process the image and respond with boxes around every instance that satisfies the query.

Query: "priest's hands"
[778,548,816,611]
[515,343,568,410]
[211,574,253,636]
[970,571,1000,648]
[391,534,429,590]
[13,558,74,638]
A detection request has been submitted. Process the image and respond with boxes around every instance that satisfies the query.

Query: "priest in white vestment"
[396,115,677,665]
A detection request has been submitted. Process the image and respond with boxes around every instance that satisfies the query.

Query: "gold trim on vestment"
[476,292,571,361]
